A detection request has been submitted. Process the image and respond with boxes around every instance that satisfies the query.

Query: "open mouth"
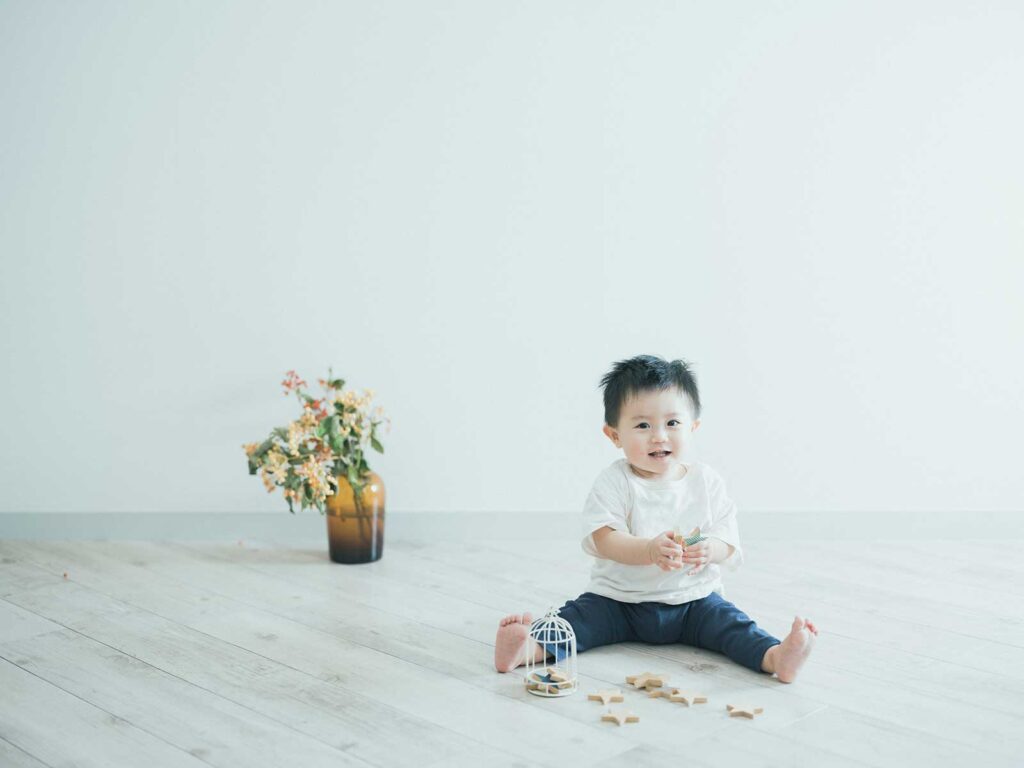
[648,450,671,458]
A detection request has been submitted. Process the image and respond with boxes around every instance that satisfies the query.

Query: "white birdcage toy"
[523,608,578,697]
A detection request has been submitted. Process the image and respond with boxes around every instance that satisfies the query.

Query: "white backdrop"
[1,1,1021,515]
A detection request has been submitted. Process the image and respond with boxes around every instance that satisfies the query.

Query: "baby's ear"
[602,424,620,446]
[691,419,701,433]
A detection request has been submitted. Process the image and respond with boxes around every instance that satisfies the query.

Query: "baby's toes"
[521,612,533,626]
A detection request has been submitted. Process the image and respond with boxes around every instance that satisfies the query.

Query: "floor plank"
[0,737,49,768]
[0,657,209,768]
[0,627,378,768]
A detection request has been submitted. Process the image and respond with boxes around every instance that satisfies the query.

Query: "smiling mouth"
[648,450,671,458]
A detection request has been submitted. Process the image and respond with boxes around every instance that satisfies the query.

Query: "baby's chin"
[628,454,683,479]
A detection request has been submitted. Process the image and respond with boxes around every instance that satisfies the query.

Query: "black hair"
[599,355,701,427]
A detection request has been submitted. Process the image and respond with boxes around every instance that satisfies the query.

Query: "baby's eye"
[635,423,649,429]
[668,420,681,427]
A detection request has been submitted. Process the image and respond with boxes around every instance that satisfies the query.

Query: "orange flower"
[307,399,329,421]
[281,370,307,394]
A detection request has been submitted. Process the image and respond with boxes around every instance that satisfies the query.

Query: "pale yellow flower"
[294,457,338,507]
[260,468,276,493]
[287,422,303,455]
[264,448,290,484]
[298,409,318,430]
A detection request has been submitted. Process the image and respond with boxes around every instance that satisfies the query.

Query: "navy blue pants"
[554,591,780,674]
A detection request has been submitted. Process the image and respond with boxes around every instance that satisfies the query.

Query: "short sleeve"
[703,468,744,571]
[580,468,630,557]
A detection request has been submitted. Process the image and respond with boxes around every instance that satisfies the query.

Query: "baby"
[494,355,817,682]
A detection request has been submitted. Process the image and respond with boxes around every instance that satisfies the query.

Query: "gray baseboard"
[0,510,1022,542]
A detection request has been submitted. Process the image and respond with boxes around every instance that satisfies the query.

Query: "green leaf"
[272,427,289,441]
[331,378,345,389]
[251,438,274,459]
[370,436,384,454]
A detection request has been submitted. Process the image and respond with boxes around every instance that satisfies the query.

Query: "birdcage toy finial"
[523,607,578,697]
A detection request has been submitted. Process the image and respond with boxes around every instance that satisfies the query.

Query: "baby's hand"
[681,537,729,575]
[647,531,684,571]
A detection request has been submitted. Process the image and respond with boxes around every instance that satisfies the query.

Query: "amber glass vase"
[325,471,385,564]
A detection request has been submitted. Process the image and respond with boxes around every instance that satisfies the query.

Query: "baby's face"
[603,388,700,479]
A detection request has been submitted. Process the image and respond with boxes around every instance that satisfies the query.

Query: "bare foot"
[494,613,546,672]
[762,616,818,683]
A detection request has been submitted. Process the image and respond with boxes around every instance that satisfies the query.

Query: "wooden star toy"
[673,527,706,546]
[529,671,570,688]
[669,690,708,706]
[647,687,676,699]
[625,672,667,690]
[587,689,624,705]
[546,667,569,683]
[726,704,764,719]
[601,709,639,726]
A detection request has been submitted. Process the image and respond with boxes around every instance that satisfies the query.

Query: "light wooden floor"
[1,534,1022,768]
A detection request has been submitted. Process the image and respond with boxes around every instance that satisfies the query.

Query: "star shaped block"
[673,527,706,546]
[647,688,675,699]
[601,709,639,726]
[546,667,569,683]
[587,689,625,705]
[669,690,708,706]
[528,671,571,691]
[626,672,667,690]
[726,704,764,719]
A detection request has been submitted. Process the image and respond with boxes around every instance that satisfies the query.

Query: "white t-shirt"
[580,459,744,604]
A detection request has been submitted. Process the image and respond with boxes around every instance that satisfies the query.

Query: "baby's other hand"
[647,531,683,571]
[682,537,728,575]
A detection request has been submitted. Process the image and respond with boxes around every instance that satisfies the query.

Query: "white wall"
[1,1,1021,515]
